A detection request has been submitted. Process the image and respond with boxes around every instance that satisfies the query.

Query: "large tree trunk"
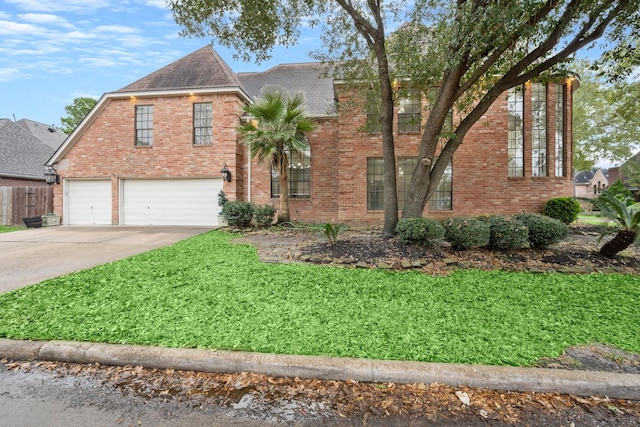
[600,229,636,259]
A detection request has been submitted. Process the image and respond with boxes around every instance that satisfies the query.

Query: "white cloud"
[0,20,41,35]
[17,13,75,28]
[93,24,141,34]
[0,67,25,82]
[7,0,109,13]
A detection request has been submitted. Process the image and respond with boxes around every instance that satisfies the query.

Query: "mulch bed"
[235,223,640,275]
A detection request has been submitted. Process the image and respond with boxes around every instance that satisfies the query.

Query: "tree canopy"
[572,61,640,172]
[60,97,97,135]
[169,0,640,235]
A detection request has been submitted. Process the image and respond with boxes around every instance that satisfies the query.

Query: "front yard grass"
[0,230,638,366]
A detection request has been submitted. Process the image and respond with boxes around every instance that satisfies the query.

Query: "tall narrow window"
[193,102,213,145]
[367,158,384,210]
[271,143,311,198]
[135,105,153,146]
[507,87,524,176]
[429,161,453,211]
[398,88,421,133]
[555,84,565,177]
[531,83,547,176]
[397,157,418,208]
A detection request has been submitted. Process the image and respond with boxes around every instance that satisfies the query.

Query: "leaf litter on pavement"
[3,359,640,426]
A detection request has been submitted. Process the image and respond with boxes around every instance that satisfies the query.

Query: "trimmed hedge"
[395,217,445,247]
[442,217,490,250]
[479,215,529,250]
[512,213,569,249]
[221,201,254,227]
[253,204,277,227]
[543,197,580,224]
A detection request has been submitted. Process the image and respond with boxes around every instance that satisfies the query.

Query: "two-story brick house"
[47,46,575,226]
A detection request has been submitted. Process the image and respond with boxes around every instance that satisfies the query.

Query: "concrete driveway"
[0,226,212,293]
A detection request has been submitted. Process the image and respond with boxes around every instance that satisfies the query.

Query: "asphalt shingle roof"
[117,46,244,92]
[238,63,337,117]
[16,119,67,150]
[0,119,58,180]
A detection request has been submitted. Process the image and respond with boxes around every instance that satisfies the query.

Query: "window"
[271,144,311,198]
[507,87,524,176]
[429,161,452,211]
[555,84,565,177]
[135,105,153,146]
[367,158,384,210]
[193,103,213,145]
[398,88,421,133]
[531,83,547,176]
[366,157,452,211]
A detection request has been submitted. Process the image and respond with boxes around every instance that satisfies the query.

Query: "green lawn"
[576,213,616,227]
[0,230,638,366]
[0,225,23,233]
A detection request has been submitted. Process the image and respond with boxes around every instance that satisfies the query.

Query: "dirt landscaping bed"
[234,223,640,275]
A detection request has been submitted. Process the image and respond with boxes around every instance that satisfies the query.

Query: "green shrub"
[221,201,254,227]
[482,215,529,250]
[512,213,569,249]
[395,217,445,247]
[253,204,277,227]
[217,190,228,209]
[442,217,490,250]
[543,197,581,224]
[601,180,634,205]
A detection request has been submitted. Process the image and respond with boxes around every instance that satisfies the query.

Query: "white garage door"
[122,179,221,226]
[67,180,112,225]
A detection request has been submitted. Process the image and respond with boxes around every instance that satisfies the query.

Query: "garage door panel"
[67,180,112,225]
[123,179,221,226]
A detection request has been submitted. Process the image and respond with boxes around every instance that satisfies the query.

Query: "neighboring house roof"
[118,46,245,92]
[574,168,608,185]
[238,63,337,118]
[15,118,67,150]
[0,118,60,180]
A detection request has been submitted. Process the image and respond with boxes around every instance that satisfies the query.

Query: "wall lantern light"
[44,167,60,185]
[220,163,232,182]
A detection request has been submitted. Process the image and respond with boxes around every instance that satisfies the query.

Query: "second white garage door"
[122,179,221,226]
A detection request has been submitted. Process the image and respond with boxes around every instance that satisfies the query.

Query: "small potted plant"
[217,190,229,227]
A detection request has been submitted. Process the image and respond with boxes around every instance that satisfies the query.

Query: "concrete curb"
[1,339,639,400]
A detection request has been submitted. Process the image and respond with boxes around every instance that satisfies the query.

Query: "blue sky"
[1,0,320,127]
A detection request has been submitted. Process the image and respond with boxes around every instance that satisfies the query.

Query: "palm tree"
[589,192,640,258]
[239,89,316,223]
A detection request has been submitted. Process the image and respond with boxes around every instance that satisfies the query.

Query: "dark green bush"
[395,217,445,247]
[442,217,490,250]
[543,197,581,224]
[252,204,277,227]
[481,215,529,250]
[221,201,254,227]
[512,213,569,249]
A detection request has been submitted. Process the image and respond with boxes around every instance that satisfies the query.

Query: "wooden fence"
[0,186,54,226]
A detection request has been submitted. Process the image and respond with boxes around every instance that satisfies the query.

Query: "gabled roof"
[574,168,608,185]
[117,46,244,92]
[238,63,337,117]
[0,119,58,180]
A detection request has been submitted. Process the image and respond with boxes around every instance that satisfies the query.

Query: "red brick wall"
[328,82,574,225]
[52,93,246,224]
[54,82,575,226]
